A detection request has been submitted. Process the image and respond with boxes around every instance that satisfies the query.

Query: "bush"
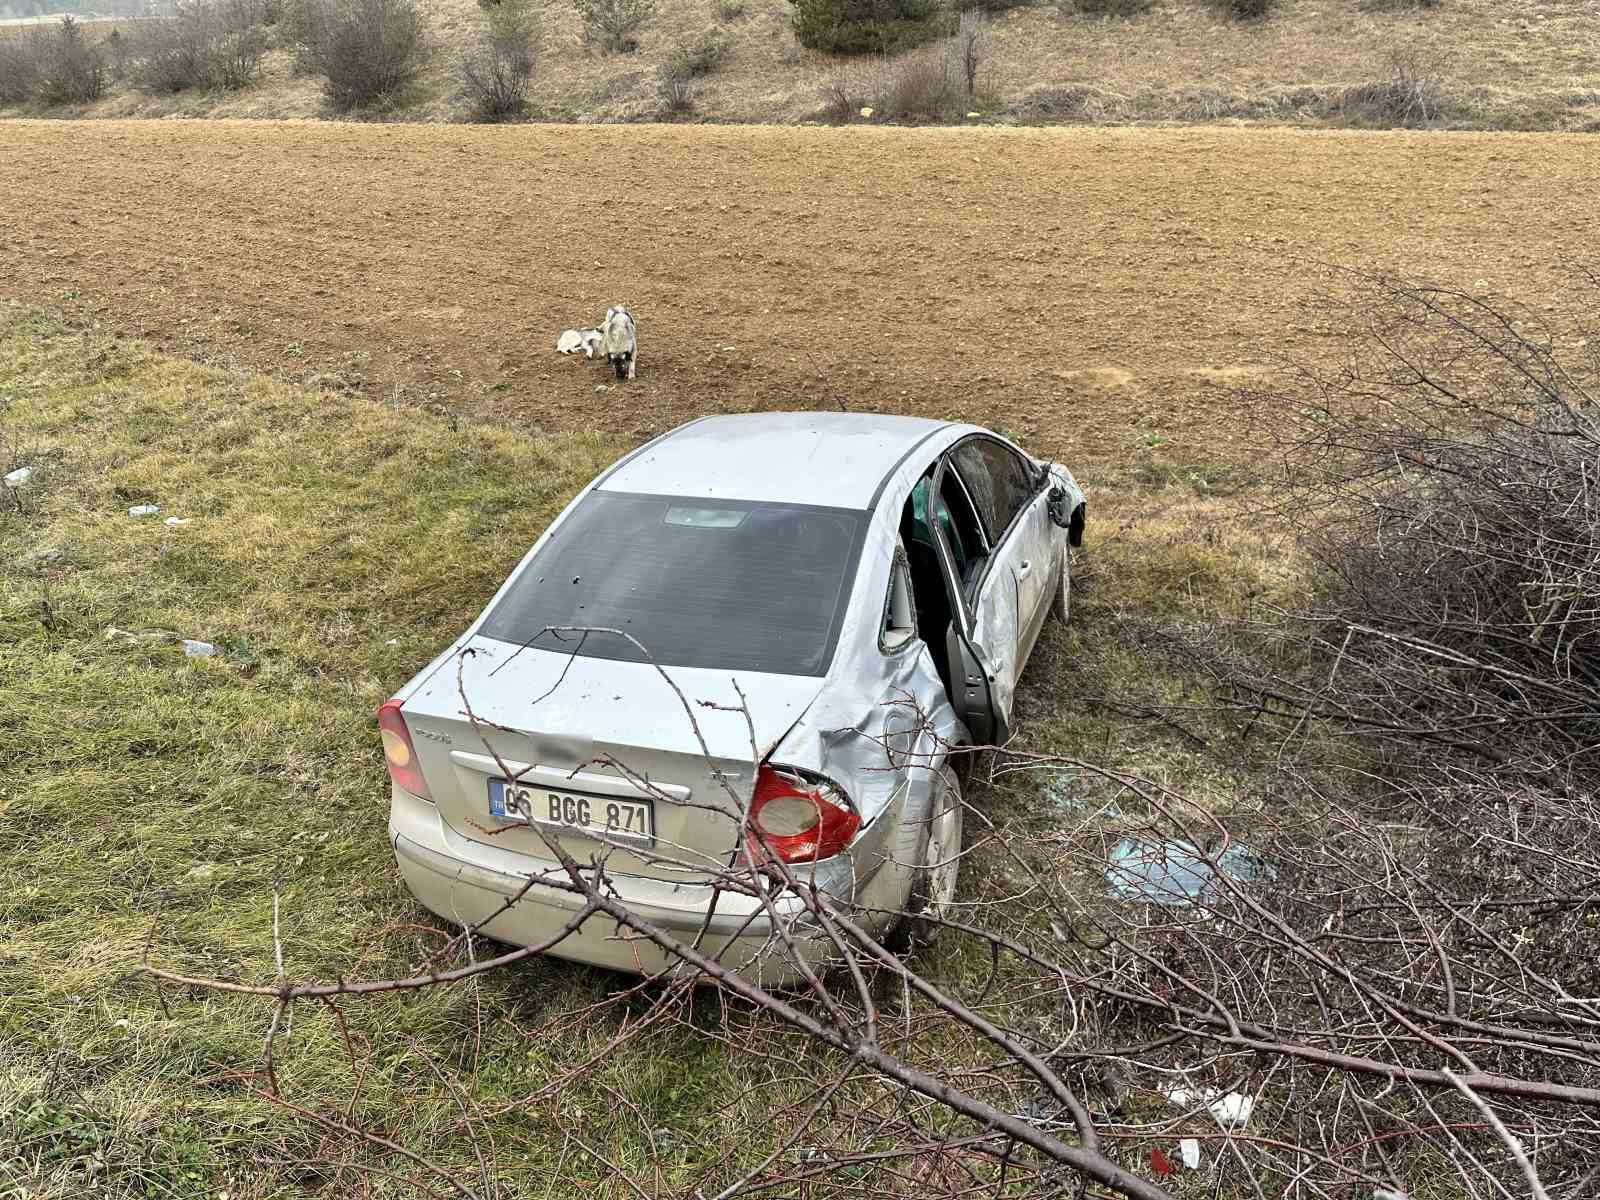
[0,34,44,104]
[129,0,268,94]
[819,65,868,120]
[712,0,746,19]
[299,0,428,109]
[573,0,655,53]
[790,0,953,56]
[874,43,961,120]
[1209,0,1272,17]
[664,30,729,79]
[956,0,1030,12]
[1338,49,1447,126]
[1241,273,1600,790]
[658,71,694,115]
[1067,0,1150,15]
[33,15,106,104]
[460,0,536,121]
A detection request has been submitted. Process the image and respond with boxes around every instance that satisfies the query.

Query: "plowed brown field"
[2,120,1591,473]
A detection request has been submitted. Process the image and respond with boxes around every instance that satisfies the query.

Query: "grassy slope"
[4,0,1599,128]
[0,304,1291,1196]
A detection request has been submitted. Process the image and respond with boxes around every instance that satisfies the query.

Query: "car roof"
[597,412,956,509]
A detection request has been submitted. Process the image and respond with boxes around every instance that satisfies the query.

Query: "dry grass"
[3,0,1598,127]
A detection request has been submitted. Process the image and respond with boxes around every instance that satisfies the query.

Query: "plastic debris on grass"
[182,639,217,658]
[4,466,34,486]
[128,503,161,517]
[1106,836,1274,907]
[1040,767,1083,810]
[1167,1087,1256,1127]
[1179,1137,1201,1169]
[163,516,191,526]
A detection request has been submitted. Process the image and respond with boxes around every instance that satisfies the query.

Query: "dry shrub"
[819,64,868,120]
[129,0,268,94]
[874,42,961,121]
[712,0,746,20]
[657,71,694,114]
[459,0,536,121]
[1361,0,1441,10]
[0,33,44,104]
[1067,0,1151,16]
[103,28,133,81]
[1257,274,1600,780]
[1011,82,1123,121]
[1338,48,1448,126]
[15,16,108,105]
[664,29,729,79]
[0,16,109,106]
[574,0,655,53]
[957,0,1030,13]
[1209,0,1273,18]
[299,0,428,109]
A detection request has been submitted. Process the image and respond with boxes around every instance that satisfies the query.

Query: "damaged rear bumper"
[388,787,855,987]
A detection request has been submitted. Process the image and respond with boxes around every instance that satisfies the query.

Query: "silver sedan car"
[381,412,1086,983]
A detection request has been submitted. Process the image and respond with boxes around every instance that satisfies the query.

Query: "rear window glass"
[479,491,869,676]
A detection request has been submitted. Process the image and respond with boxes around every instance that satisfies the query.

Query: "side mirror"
[1047,486,1071,528]
[1048,487,1086,547]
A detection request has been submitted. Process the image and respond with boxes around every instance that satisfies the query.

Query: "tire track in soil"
[1,120,1591,477]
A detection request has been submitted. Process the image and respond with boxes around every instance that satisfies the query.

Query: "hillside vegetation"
[2,0,1598,128]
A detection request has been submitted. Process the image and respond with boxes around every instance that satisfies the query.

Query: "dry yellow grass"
[4,0,1598,126]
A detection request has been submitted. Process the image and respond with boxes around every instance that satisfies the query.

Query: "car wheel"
[1051,546,1072,625]
[888,767,964,953]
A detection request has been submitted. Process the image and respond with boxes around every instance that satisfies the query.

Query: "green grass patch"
[0,305,787,1196]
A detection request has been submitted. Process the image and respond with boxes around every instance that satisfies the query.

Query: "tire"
[887,767,964,953]
[1051,545,1072,625]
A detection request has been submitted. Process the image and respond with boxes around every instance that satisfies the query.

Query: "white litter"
[128,503,161,517]
[859,106,874,118]
[1374,1191,1409,1200]
[105,626,167,644]
[556,328,603,358]
[182,639,217,658]
[1166,1087,1256,1128]
[4,466,34,486]
[1179,1138,1201,1169]
[163,516,191,526]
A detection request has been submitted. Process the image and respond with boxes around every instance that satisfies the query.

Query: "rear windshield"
[479,491,869,676]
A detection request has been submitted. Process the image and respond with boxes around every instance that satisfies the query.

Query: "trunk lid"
[399,635,822,881]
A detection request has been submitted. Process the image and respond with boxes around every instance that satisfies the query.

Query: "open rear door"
[927,460,1013,746]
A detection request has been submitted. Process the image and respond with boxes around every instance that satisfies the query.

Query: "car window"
[906,476,972,564]
[949,437,1037,545]
[880,546,917,653]
[479,491,868,676]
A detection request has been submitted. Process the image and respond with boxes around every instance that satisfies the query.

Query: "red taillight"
[378,699,431,800]
[747,765,860,864]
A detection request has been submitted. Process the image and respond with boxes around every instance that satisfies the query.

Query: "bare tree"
[954,10,989,98]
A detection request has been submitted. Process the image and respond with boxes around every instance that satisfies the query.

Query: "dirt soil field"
[2,119,1594,479]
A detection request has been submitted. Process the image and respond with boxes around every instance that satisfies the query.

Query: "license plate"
[488,779,654,847]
